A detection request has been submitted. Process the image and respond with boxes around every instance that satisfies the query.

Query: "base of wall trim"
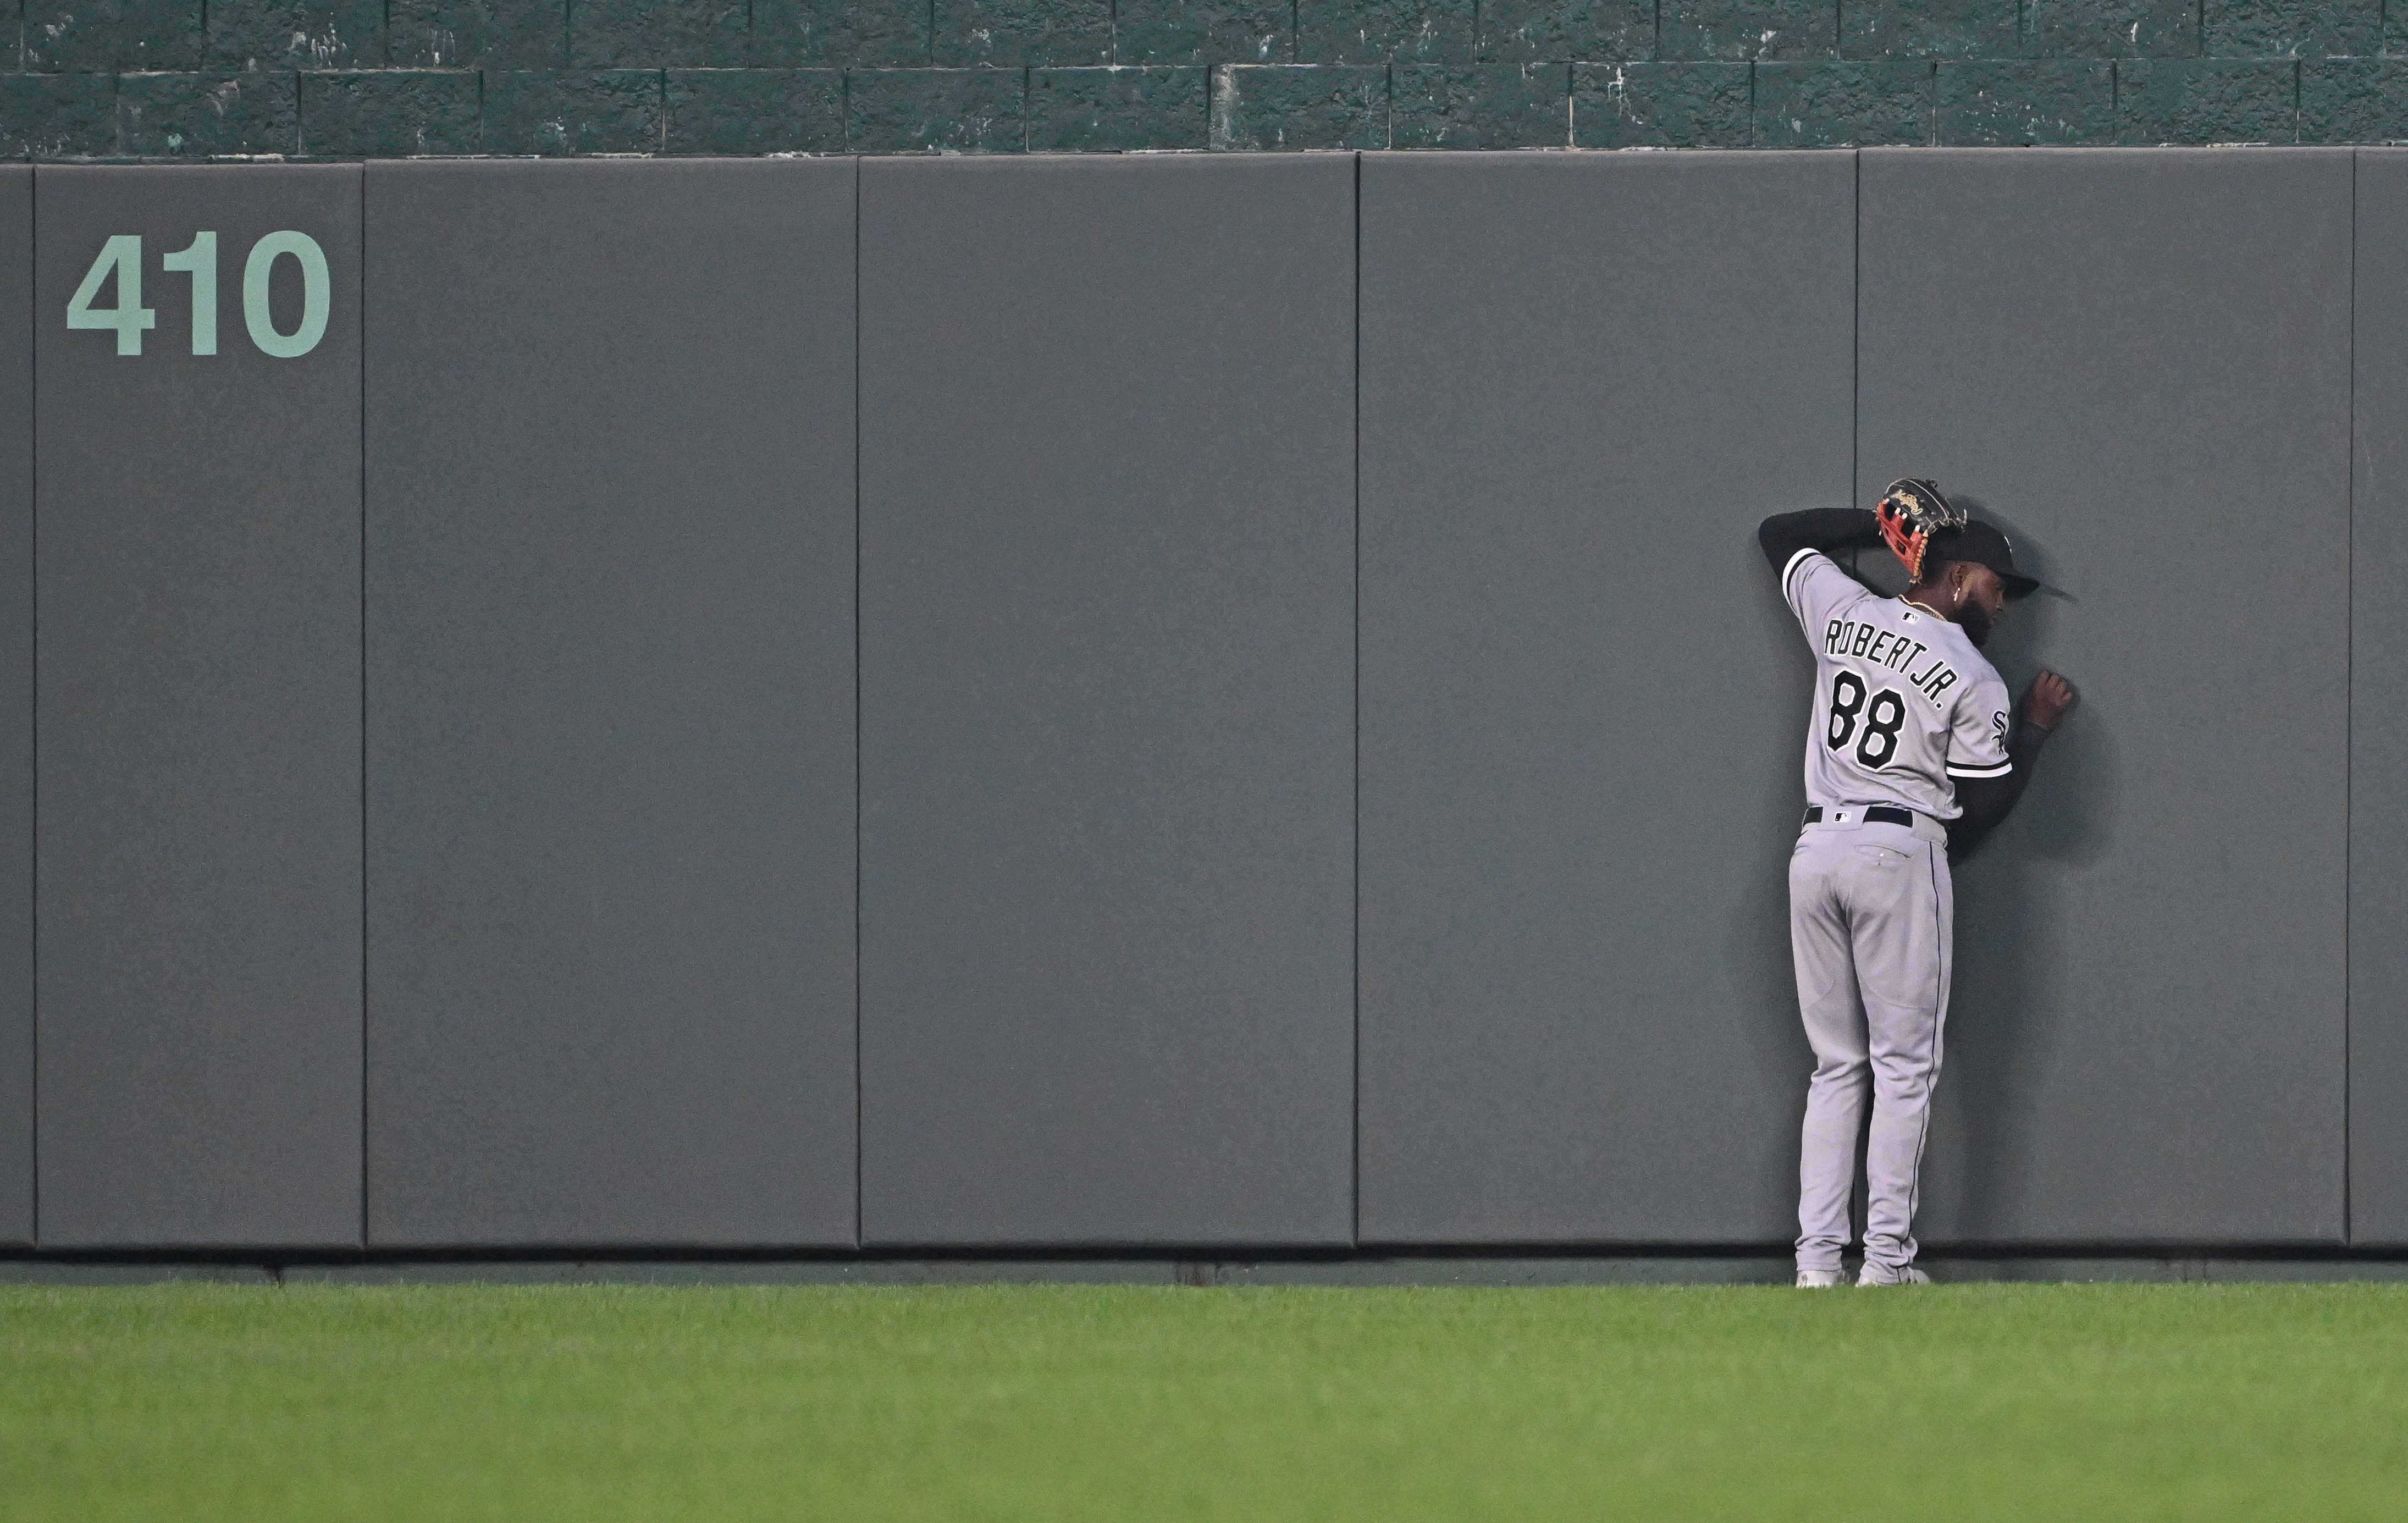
[6,1251,2408,1286]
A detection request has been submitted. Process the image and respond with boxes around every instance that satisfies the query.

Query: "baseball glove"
[1874,478,1966,581]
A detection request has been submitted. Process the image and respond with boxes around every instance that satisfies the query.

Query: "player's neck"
[1901,591,1956,625]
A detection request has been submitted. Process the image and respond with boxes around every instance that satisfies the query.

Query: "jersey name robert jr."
[1820,617,1956,704]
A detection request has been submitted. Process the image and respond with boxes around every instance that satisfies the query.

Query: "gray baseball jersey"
[1779,548,2012,820]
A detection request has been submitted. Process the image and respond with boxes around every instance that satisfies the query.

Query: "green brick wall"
[2,0,2404,156]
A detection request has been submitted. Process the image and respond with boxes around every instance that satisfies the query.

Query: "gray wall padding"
[4,150,2390,1253]
[857,156,1357,1248]
[362,161,860,1249]
[2351,148,2408,1248]
[1858,148,2351,1245]
[35,165,364,1249]
[0,169,26,1249]
[1356,152,1856,1245]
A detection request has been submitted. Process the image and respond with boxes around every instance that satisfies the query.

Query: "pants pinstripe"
[1787,815,1953,1280]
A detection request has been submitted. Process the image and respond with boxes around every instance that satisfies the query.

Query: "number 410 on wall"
[67,231,331,358]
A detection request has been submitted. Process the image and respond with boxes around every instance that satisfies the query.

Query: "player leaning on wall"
[1758,484,2078,1289]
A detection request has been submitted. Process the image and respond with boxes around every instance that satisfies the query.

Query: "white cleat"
[1857,1266,1932,1287]
[1795,1270,1845,1289]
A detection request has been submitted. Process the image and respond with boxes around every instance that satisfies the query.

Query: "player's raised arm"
[1757,507,1883,572]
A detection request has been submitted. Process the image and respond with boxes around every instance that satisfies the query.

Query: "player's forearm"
[1758,509,1883,573]
[1946,718,2056,858]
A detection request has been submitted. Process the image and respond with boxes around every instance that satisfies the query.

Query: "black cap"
[1924,520,2040,599]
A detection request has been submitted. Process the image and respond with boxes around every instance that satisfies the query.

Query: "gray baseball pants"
[1788,809,1953,1281]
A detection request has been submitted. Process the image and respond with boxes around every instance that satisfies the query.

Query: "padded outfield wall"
[0,148,2399,1254]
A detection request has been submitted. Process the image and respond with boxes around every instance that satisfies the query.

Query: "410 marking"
[65,230,331,358]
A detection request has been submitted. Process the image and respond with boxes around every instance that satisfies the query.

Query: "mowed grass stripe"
[3,1283,2404,1521]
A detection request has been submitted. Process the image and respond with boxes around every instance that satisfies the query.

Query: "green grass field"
[4,1282,2405,1521]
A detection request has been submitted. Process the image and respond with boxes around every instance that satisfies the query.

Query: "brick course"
[390,0,565,68]
[1936,57,2114,142]
[1029,64,1208,148]
[665,66,844,151]
[1571,60,1750,144]
[301,68,480,154]
[7,0,2408,156]
[1754,58,1932,143]
[1211,62,1388,146]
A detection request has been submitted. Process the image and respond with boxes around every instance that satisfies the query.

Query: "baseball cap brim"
[1928,521,2041,599]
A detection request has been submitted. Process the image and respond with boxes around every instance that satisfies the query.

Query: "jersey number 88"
[1827,672,1907,769]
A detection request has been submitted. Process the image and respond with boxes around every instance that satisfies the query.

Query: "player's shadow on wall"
[1927,501,2118,1241]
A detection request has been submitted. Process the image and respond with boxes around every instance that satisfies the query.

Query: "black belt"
[1803,805,1915,828]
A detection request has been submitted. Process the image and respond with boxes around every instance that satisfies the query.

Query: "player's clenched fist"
[2020,670,2077,732]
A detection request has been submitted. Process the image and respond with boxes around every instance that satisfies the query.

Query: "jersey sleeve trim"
[1780,546,1819,602]
[1946,759,2013,779]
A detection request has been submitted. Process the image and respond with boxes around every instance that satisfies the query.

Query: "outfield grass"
[3,1282,2405,1521]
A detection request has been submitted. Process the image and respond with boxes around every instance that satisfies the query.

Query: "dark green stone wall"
[2,1,2404,156]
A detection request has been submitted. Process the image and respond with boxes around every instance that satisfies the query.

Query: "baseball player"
[1758,482,2076,1288]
